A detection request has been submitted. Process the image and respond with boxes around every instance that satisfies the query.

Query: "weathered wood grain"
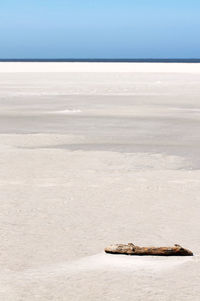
[105,243,193,256]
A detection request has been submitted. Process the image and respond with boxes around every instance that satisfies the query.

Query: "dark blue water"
[0,58,200,63]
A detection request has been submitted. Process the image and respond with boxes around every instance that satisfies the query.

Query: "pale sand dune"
[0,64,200,300]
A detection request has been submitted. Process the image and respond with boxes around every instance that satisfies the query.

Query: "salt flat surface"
[0,64,200,300]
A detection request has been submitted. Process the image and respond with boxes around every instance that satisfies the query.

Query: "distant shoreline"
[1,59,200,63]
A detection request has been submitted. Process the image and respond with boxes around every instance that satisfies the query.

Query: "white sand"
[1,62,200,73]
[0,63,200,300]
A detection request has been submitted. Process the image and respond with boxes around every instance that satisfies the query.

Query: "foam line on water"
[52,109,82,114]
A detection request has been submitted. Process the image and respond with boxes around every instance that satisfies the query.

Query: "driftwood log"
[105,243,193,256]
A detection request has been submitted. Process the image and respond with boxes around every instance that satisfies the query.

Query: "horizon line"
[1,58,200,63]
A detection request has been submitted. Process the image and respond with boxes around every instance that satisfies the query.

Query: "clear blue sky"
[0,0,200,58]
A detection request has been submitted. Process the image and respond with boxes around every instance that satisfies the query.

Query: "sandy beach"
[0,63,200,300]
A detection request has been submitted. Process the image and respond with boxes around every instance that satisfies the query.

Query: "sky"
[0,0,200,58]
